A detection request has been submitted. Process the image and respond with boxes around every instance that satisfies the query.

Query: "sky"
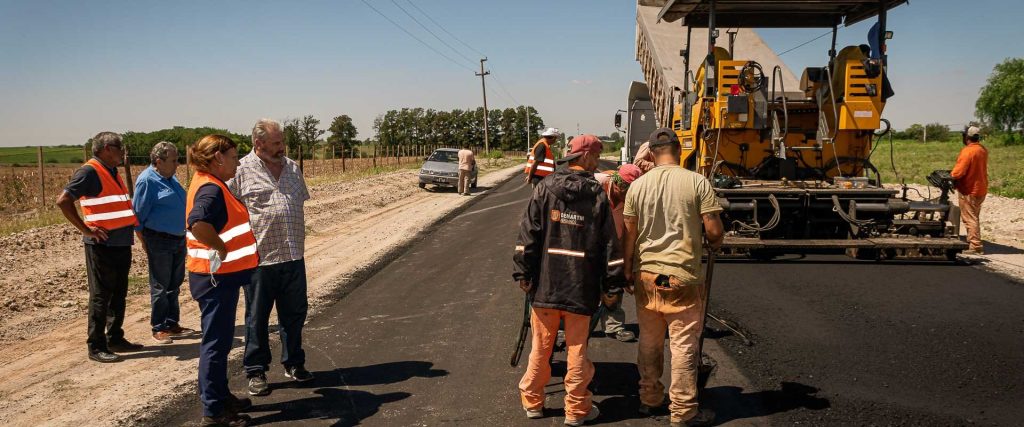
[1,0,1022,147]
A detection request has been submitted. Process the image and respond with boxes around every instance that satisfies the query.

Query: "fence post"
[123,149,134,197]
[37,146,45,207]
[185,144,191,185]
[341,145,346,172]
[299,145,304,175]
[83,143,90,163]
[373,144,377,168]
[397,145,401,165]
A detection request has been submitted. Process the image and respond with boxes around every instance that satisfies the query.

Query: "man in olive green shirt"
[623,128,724,427]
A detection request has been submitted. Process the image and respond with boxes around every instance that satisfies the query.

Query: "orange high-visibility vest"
[78,159,139,231]
[524,139,555,178]
[185,172,259,274]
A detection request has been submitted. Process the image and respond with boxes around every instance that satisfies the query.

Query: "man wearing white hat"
[951,126,989,255]
[524,128,560,187]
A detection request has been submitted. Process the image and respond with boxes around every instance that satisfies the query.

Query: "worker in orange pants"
[513,135,625,426]
[518,308,595,421]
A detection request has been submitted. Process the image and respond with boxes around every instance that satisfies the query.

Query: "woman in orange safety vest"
[184,134,258,426]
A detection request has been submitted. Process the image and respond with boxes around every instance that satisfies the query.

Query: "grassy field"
[872,137,1024,198]
[0,146,87,165]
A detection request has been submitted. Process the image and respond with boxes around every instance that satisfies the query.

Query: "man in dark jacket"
[513,134,624,426]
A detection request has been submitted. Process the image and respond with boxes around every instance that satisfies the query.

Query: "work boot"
[88,350,120,363]
[284,365,314,382]
[200,411,251,427]
[524,407,544,419]
[108,338,144,352]
[611,330,636,342]
[152,331,172,345]
[247,372,270,396]
[564,405,600,426]
[963,248,985,256]
[168,325,198,337]
[670,408,715,427]
[639,394,669,416]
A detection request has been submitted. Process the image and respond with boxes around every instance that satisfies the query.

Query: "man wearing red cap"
[513,134,624,426]
[593,164,643,342]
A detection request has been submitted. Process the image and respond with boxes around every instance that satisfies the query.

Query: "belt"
[143,228,185,240]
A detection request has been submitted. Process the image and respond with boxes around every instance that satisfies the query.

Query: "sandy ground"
[0,160,522,426]
[890,183,1024,280]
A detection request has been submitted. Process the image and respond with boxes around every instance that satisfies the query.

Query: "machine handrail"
[770,65,790,145]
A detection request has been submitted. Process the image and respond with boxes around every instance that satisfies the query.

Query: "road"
[172,168,1024,426]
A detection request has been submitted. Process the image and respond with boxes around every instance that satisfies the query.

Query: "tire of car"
[471,180,477,189]
[418,182,426,189]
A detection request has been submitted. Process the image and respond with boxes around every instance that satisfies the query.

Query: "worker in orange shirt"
[951,126,989,255]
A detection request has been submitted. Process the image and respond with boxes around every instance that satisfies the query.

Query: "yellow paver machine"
[622,0,968,261]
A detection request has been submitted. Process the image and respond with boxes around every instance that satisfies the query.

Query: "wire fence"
[0,145,527,216]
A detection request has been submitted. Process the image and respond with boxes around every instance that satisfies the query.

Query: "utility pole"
[476,57,491,163]
[525,107,531,152]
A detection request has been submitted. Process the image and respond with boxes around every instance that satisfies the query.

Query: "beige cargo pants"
[635,270,707,423]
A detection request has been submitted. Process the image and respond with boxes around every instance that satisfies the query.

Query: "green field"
[0,146,87,165]
[872,137,1024,198]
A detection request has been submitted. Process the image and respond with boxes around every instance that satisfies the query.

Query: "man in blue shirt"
[133,141,196,344]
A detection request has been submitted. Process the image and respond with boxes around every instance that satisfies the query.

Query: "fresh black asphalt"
[171,170,1024,426]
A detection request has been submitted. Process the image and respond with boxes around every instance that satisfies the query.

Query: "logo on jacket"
[551,209,584,227]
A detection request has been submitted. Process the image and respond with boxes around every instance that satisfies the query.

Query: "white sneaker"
[525,407,544,419]
[564,405,599,426]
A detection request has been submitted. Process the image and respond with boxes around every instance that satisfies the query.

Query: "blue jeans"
[194,273,241,417]
[142,229,185,332]
[243,259,308,374]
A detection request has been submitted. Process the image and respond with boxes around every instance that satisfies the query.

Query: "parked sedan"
[418,148,477,190]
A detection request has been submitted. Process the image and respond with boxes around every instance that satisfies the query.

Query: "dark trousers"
[243,259,308,374]
[143,230,185,332]
[195,275,241,417]
[84,244,131,353]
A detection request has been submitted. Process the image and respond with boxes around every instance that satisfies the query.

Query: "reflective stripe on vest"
[185,172,259,274]
[79,159,139,230]
[524,141,555,177]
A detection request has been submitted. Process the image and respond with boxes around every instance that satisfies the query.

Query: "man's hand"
[84,226,109,242]
[518,280,533,293]
[215,244,228,261]
[602,292,621,307]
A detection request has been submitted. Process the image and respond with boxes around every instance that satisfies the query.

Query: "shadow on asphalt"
[246,388,410,426]
[980,241,1023,255]
[704,381,831,425]
[245,361,448,426]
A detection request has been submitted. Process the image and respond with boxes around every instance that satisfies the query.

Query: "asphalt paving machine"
[623,0,968,261]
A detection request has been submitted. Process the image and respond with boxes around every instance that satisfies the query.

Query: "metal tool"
[510,293,532,367]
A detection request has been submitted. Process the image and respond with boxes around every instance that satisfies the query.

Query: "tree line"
[374,106,544,150]
[106,105,549,165]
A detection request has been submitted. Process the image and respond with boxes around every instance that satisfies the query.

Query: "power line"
[490,73,520,106]
[390,0,477,66]
[360,0,475,73]
[777,29,834,57]
[406,0,487,58]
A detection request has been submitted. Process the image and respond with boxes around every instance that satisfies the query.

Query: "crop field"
[873,137,1024,198]
[0,146,87,165]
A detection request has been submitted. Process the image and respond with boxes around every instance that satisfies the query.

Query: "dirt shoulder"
[0,160,523,426]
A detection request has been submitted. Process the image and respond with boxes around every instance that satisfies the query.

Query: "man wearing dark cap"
[623,128,724,426]
[513,134,625,426]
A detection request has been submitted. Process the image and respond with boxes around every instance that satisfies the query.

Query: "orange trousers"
[959,193,986,251]
[635,271,707,423]
[518,307,594,420]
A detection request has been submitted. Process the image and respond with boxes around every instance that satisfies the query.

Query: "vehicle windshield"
[427,151,459,163]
